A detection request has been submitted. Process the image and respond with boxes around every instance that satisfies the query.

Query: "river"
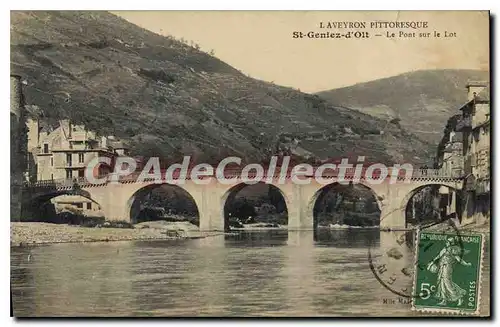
[10,229,490,317]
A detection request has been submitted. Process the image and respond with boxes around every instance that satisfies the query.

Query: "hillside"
[316,69,489,144]
[11,11,433,165]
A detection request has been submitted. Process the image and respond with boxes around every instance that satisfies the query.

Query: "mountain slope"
[11,11,433,165]
[316,69,489,144]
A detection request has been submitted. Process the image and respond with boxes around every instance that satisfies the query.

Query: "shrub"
[62,213,105,227]
[79,216,106,227]
[138,68,175,84]
[86,39,109,49]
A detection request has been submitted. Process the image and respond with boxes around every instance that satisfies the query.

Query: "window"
[50,157,53,166]
[78,169,85,178]
[43,144,49,153]
[78,153,84,163]
[87,203,92,210]
[66,153,72,166]
[76,203,83,209]
[66,170,72,179]
[51,173,53,180]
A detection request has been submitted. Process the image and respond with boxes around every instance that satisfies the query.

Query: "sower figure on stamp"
[427,237,471,306]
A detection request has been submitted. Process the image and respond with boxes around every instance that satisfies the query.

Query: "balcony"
[456,117,472,131]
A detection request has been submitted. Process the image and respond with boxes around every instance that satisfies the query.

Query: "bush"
[61,213,105,227]
[138,68,175,84]
[79,216,106,227]
[86,39,109,49]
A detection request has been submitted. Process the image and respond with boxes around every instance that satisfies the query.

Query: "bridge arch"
[221,181,290,231]
[124,183,200,225]
[22,189,102,222]
[400,182,459,226]
[308,181,382,229]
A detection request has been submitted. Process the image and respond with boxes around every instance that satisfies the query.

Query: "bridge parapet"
[411,168,463,179]
[24,177,96,190]
[23,168,462,190]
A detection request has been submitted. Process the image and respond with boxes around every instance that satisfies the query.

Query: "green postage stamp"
[412,231,485,315]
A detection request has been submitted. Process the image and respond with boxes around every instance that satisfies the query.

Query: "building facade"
[456,81,490,225]
[26,119,129,215]
[438,130,464,178]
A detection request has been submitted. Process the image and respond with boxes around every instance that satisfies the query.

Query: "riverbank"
[10,221,222,247]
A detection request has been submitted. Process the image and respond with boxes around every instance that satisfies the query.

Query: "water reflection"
[12,242,136,316]
[12,229,488,317]
[314,228,379,248]
[225,230,289,247]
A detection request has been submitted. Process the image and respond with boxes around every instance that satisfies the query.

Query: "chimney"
[466,81,488,101]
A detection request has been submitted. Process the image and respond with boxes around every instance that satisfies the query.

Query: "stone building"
[26,118,129,214]
[456,81,490,225]
[440,130,464,178]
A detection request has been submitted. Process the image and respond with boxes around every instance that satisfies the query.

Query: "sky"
[114,11,489,93]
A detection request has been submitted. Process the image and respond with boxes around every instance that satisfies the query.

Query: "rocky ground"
[10,221,221,246]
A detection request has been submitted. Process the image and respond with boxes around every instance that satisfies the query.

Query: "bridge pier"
[376,182,409,229]
[100,199,129,222]
[283,183,314,230]
[199,210,224,232]
[379,205,406,229]
[86,183,130,222]
[186,182,224,232]
[287,230,315,247]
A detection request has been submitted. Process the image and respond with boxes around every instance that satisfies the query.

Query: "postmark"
[411,231,485,315]
[368,217,464,300]
[368,229,417,299]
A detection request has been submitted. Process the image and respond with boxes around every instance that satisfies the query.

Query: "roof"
[459,82,490,110]
[458,99,474,111]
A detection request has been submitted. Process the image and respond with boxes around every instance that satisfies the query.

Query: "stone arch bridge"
[22,168,462,231]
